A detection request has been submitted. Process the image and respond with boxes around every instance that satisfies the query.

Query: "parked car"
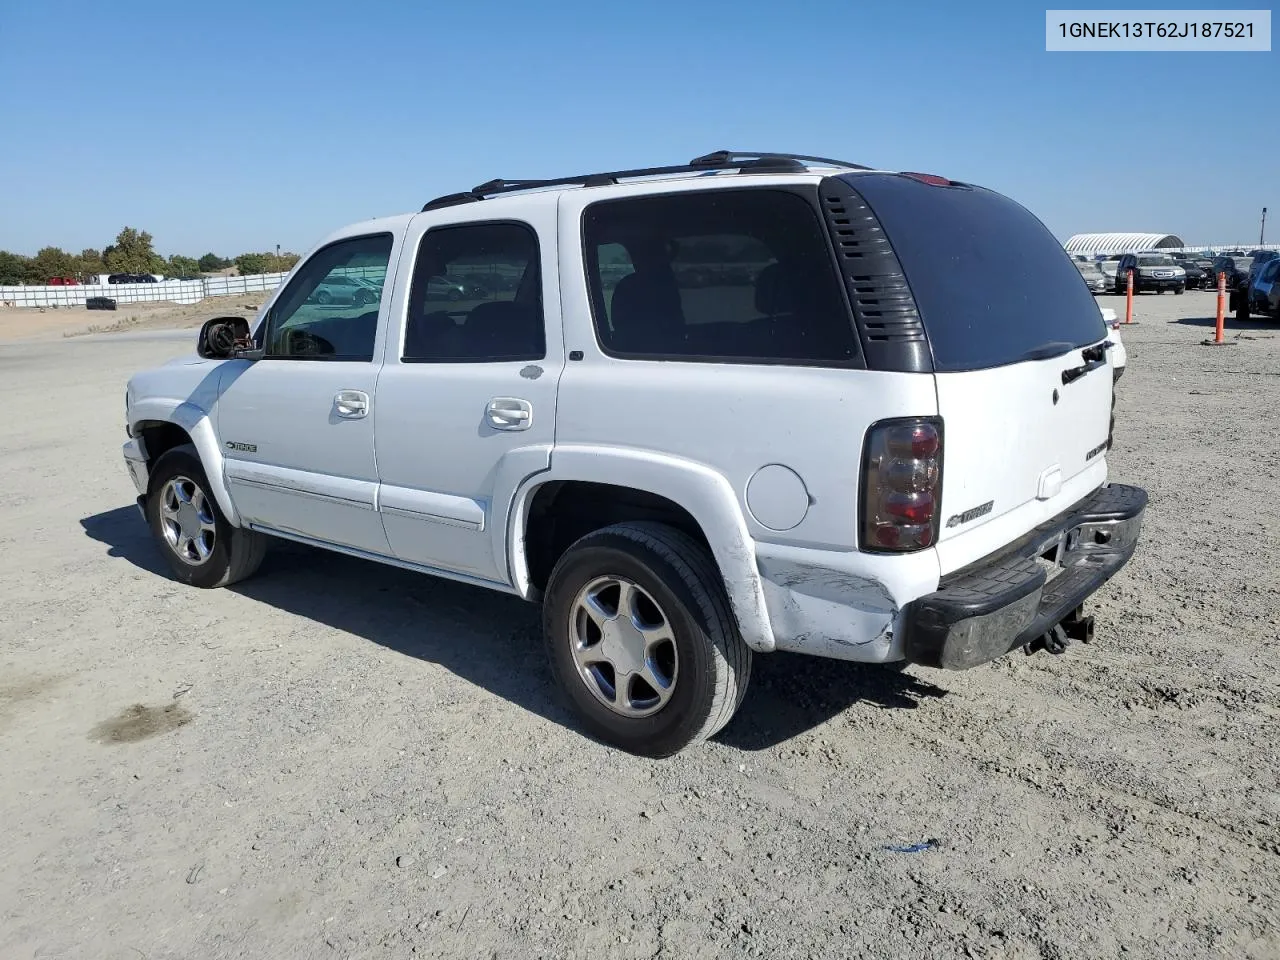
[1098,258,1120,286]
[1212,255,1253,288]
[1245,250,1280,286]
[1114,253,1185,294]
[107,273,159,284]
[424,275,490,301]
[1075,259,1108,293]
[309,274,380,305]
[1178,260,1209,290]
[1213,255,1254,312]
[122,151,1146,756]
[48,276,80,285]
[1238,258,1280,320]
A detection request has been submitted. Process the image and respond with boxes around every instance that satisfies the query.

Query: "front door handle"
[335,389,370,419]
[486,397,532,431]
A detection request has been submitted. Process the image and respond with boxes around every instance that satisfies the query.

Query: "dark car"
[1213,255,1254,312]
[1178,261,1208,290]
[1245,250,1280,285]
[107,273,159,284]
[1114,252,1186,294]
[1239,258,1280,320]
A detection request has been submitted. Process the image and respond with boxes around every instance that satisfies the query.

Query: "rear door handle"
[486,397,532,431]
[335,389,370,419]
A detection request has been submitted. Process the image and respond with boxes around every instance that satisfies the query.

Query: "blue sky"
[0,0,1274,256]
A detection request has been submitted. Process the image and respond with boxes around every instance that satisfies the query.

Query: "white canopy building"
[1063,233,1186,255]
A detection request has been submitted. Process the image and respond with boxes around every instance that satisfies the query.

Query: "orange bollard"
[1124,268,1135,324]
[1202,270,1235,346]
[1214,271,1226,343]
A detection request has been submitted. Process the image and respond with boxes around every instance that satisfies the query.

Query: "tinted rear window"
[582,189,859,366]
[844,174,1105,372]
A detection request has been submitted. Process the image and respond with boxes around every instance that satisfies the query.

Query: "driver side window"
[261,233,393,361]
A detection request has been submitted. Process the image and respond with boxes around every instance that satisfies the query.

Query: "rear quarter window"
[843,174,1106,372]
[582,188,859,366]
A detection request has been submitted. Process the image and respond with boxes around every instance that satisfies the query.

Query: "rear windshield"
[844,174,1105,372]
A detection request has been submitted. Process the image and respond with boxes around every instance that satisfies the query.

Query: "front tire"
[542,522,751,757]
[145,445,265,588]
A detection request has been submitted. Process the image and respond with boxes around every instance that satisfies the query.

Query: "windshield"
[1137,255,1174,266]
[840,173,1104,372]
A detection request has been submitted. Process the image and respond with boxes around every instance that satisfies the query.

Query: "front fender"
[130,395,241,527]
[507,444,776,653]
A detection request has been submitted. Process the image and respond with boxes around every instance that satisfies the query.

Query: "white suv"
[122,151,1146,756]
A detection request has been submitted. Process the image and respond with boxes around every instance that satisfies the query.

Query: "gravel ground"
[1,290,1277,960]
[0,293,265,342]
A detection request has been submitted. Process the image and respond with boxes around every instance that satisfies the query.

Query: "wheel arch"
[131,400,241,526]
[507,446,775,653]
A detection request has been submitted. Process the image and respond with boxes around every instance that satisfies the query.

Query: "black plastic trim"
[818,176,933,373]
[901,483,1148,669]
[421,151,870,211]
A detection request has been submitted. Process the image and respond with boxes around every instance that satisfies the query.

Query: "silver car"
[1075,260,1108,294]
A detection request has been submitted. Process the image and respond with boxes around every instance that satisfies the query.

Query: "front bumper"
[123,438,149,497]
[900,483,1147,669]
[1136,277,1183,291]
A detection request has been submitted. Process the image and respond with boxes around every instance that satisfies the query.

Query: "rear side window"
[583,189,858,365]
[402,221,545,362]
[842,174,1106,372]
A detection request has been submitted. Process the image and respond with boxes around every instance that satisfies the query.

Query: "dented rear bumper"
[899,483,1147,670]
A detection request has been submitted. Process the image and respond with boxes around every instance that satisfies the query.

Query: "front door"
[217,232,398,555]
[373,207,562,583]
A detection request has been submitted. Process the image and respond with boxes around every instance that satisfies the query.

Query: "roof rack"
[421,151,870,211]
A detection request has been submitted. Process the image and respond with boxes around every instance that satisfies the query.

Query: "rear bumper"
[900,483,1147,670]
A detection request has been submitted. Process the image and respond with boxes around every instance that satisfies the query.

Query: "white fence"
[0,272,290,309]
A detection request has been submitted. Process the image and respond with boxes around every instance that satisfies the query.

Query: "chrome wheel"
[568,576,678,718]
[158,476,216,565]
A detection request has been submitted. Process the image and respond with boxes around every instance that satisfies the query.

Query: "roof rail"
[420,150,870,211]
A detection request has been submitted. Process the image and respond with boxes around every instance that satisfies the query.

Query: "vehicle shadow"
[80,505,946,752]
[718,654,948,751]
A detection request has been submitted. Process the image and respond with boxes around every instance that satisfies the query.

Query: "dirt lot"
[1,290,1277,960]
[0,293,265,342]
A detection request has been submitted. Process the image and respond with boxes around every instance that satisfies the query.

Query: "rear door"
[373,199,562,584]
[834,173,1114,573]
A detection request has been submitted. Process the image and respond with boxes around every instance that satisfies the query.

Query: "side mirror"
[197,316,254,359]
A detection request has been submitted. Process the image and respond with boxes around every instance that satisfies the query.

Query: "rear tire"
[542,522,751,757]
[145,445,266,589]
[1237,298,1251,322]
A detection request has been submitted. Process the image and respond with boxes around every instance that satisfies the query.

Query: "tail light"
[860,417,943,552]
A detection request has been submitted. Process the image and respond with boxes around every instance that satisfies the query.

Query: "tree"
[77,248,105,277]
[168,255,201,278]
[104,227,165,274]
[271,252,300,273]
[0,251,29,285]
[30,246,78,282]
[234,253,271,276]
[198,253,230,272]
